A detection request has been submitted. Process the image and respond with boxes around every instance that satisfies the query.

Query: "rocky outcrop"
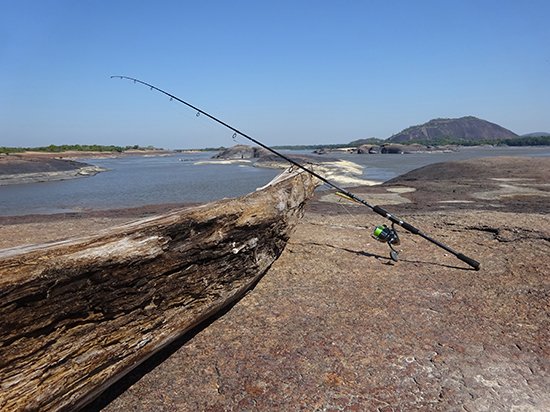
[0,155,105,185]
[212,145,271,159]
[0,165,105,185]
[388,116,518,143]
[354,144,457,154]
[357,144,380,154]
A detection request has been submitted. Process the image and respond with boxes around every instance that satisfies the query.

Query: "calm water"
[1,146,549,216]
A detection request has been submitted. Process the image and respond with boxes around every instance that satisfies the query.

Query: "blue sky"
[1,1,549,149]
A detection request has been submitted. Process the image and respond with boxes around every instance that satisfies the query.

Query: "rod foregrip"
[456,253,481,271]
[372,205,389,217]
[401,221,420,235]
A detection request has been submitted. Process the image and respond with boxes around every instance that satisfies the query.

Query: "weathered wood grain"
[0,168,318,411]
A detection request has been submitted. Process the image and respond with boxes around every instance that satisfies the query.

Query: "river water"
[1,146,549,216]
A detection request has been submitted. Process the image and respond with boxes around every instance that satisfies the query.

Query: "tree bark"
[0,169,318,411]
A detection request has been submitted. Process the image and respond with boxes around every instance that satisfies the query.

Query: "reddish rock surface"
[1,157,549,411]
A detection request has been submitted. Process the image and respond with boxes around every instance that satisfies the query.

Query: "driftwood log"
[0,168,318,411]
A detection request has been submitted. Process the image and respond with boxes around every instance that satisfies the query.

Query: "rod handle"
[456,253,481,271]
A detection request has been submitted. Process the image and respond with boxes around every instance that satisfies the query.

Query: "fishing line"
[111,75,481,271]
[333,190,358,219]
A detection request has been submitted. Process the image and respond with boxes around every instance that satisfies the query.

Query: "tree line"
[0,144,160,154]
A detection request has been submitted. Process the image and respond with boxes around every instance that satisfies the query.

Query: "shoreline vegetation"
[0,144,168,155]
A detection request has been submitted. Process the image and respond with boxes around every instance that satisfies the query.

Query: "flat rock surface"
[0,154,104,185]
[1,156,549,411]
[0,155,88,174]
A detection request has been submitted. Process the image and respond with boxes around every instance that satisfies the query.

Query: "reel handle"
[456,253,481,271]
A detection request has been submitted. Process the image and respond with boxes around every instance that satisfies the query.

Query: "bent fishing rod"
[111,75,481,271]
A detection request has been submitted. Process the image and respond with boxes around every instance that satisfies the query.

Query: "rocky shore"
[210,145,377,187]
[1,156,548,410]
[0,149,173,185]
[0,155,105,185]
[314,143,458,155]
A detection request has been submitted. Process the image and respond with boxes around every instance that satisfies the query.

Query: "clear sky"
[1,0,549,149]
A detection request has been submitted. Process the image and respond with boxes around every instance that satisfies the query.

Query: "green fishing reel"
[373,223,400,262]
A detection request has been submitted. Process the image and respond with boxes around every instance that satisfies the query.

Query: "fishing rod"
[111,75,481,271]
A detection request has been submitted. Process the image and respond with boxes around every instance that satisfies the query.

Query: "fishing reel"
[373,223,400,262]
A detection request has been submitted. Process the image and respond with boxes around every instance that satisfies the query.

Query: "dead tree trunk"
[0,169,318,411]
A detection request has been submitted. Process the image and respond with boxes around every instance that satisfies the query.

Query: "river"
[0,146,549,216]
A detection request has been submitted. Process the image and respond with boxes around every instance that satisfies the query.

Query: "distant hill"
[521,132,550,137]
[347,137,385,146]
[387,116,518,143]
